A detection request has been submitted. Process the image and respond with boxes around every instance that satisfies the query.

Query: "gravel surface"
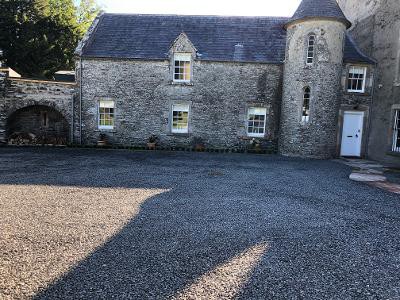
[0,147,400,300]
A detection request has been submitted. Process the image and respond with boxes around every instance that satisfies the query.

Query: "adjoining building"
[338,0,400,165]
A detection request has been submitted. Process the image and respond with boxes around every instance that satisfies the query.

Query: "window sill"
[167,132,190,137]
[343,91,370,96]
[171,81,194,86]
[243,135,266,139]
[95,128,116,133]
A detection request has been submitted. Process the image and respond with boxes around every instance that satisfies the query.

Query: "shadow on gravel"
[32,191,269,299]
[1,147,400,299]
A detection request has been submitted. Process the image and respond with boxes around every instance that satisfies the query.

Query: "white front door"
[340,111,364,157]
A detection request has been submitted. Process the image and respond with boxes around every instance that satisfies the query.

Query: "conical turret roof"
[285,0,351,29]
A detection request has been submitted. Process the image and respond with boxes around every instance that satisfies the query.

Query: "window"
[392,110,400,152]
[98,100,115,129]
[306,35,316,64]
[173,53,191,82]
[247,107,267,137]
[302,87,311,123]
[172,103,189,133]
[347,66,367,93]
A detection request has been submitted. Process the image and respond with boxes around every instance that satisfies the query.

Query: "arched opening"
[6,105,69,145]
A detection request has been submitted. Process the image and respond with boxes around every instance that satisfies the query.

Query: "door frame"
[337,106,370,158]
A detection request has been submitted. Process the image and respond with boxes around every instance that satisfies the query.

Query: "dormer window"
[347,66,367,93]
[173,53,191,83]
[306,35,315,64]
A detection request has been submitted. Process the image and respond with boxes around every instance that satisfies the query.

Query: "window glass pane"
[172,104,189,133]
[348,66,366,92]
[247,107,266,136]
[306,35,315,64]
[98,100,114,128]
[173,53,192,82]
[302,87,311,122]
[184,62,191,81]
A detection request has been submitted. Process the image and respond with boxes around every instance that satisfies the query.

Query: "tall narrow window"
[247,107,267,137]
[306,35,316,64]
[392,110,400,152]
[98,100,115,129]
[173,53,191,82]
[302,87,311,123]
[347,66,367,93]
[172,103,189,133]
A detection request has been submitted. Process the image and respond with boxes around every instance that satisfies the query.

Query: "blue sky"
[96,0,301,16]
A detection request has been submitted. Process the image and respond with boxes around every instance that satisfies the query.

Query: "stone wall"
[78,58,283,150]
[0,78,75,144]
[339,0,400,166]
[279,20,347,159]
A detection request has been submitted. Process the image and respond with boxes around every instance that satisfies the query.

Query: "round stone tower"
[279,0,351,158]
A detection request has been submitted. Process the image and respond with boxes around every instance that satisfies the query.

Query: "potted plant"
[192,137,205,152]
[97,133,107,146]
[249,138,262,152]
[147,135,158,150]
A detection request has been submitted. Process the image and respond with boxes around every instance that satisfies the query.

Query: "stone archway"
[6,105,69,145]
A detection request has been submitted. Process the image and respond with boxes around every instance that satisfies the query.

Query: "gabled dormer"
[169,32,197,84]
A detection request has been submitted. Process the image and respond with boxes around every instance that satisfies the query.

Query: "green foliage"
[0,0,100,78]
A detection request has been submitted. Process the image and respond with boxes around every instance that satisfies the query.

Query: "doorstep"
[336,158,400,194]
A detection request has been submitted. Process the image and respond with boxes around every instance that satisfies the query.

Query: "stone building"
[0,0,389,161]
[338,0,400,165]
[69,0,374,158]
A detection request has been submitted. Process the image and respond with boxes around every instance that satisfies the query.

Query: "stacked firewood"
[8,132,66,145]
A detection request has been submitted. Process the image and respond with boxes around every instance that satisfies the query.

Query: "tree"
[0,0,100,78]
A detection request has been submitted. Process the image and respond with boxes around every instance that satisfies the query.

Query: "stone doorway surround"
[336,105,370,158]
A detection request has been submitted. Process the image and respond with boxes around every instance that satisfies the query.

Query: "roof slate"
[81,13,373,65]
[344,34,376,65]
[286,0,351,28]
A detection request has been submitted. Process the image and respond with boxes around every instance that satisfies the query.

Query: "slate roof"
[344,34,376,64]
[286,0,351,29]
[81,13,373,65]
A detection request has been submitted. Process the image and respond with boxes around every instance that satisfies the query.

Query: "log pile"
[8,132,66,146]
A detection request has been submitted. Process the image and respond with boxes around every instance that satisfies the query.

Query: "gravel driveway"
[0,147,399,300]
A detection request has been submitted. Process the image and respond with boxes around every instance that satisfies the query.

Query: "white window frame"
[301,87,311,123]
[171,103,190,133]
[247,107,267,138]
[98,100,115,130]
[347,66,367,93]
[306,35,316,65]
[173,53,191,83]
[392,109,400,152]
